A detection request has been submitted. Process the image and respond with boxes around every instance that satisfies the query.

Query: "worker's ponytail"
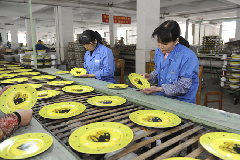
[79,30,102,45]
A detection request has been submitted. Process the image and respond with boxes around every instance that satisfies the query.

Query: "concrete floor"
[115,68,240,115]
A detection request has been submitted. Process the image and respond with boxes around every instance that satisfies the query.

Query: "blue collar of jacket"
[159,43,181,62]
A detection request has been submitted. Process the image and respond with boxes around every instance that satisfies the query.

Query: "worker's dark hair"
[152,20,190,48]
[38,40,41,42]
[79,30,103,45]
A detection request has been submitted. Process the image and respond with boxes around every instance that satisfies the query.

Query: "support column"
[109,7,114,48]
[10,24,18,49]
[192,23,195,45]
[0,28,7,43]
[198,22,202,54]
[25,19,36,50]
[236,8,240,40]
[219,24,222,38]
[136,0,160,73]
[185,19,189,41]
[54,6,73,63]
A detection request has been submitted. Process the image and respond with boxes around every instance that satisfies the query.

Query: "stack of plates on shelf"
[229,78,240,83]
[44,55,51,59]
[229,84,240,89]
[232,67,240,71]
[45,62,51,65]
[37,62,43,65]
[230,61,240,66]
[231,73,240,78]
[231,54,240,60]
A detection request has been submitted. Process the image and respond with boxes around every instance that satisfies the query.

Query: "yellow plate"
[4,64,19,67]
[39,102,86,119]
[7,67,24,69]
[200,132,240,160]
[37,90,60,100]
[32,75,56,81]
[0,68,6,71]
[46,81,74,86]
[26,83,42,89]
[18,72,40,76]
[69,122,133,154]
[87,96,126,107]
[0,71,13,74]
[0,133,53,159]
[55,71,70,75]
[164,158,200,160]
[0,84,37,113]
[0,61,9,63]
[129,110,181,128]
[14,69,33,72]
[128,73,150,89]
[107,84,128,89]
[1,78,28,84]
[70,68,87,76]
[62,85,94,94]
[0,74,18,79]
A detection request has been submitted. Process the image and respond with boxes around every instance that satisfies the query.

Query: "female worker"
[141,20,199,104]
[78,30,116,83]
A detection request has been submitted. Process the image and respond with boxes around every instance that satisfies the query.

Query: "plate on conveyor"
[87,96,126,107]
[37,90,60,100]
[128,73,150,90]
[18,72,40,76]
[200,132,240,160]
[14,69,33,72]
[0,133,53,159]
[39,102,86,119]
[1,78,28,84]
[0,71,13,74]
[55,71,70,75]
[32,75,56,81]
[69,122,133,154]
[70,68,87,76]
[129,110,181,128]
[0,68,6,71]
[62,85,94,94]
[0,84,37,113]
[0,61,9,63]
[46,81,74,86]
[7,66,24,69]
[4,64,19,67]
[26,83,42,89]
[0,73,18,79]
[107,84,128,89]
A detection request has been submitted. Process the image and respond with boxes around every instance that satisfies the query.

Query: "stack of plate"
[229,78,240,83]
[230,61,240,66]
[231,54,240,60]
[229,84,240,89]
[231,73,240,78]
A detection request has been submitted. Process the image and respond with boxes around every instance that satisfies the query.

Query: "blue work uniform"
[154,43,199,104]
[84,43,116,83]
[35,44,50,51]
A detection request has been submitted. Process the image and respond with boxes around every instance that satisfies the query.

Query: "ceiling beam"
[227,0,240,5]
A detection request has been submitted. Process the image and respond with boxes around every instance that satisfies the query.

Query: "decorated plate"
[37,90,60,100]
[129,110,181,128]
[200,132,240,160]
[69,122,133,154]
[0,133,53,159]
[0,71,13,74]
[46,81,74,86]
[39,102,86,119]
[0,84,37,113]
[32,75,56,81]
[0,61,9,63]
[128,73,150,89]
[4,64,19,67]
[0,68,6,71]
[0,74,18,79]
[26,83,42,89]
[7,67,24,69]
[70,68,87,76]
[87,96,126,107]
[164,158,200,160]
[1,78,28,84]
[107,84,128,89]
[55,71,70,75]
[14,69,33,72]
[18,72,40,76]
[62,85,94,94]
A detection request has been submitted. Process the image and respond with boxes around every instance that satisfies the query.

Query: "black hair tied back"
[79,30,103,45]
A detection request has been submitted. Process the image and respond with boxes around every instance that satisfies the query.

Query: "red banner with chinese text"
[102,14,131,24]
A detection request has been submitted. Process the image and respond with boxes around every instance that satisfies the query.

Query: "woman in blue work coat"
[78,30,116,83]
[141,20,199,104]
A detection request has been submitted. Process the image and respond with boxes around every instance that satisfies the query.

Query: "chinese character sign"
[102,14,131,24]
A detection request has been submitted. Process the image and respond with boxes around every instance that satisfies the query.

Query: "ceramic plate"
[1,78,28,84]
[164,158,200,160]
[69,122,133,154]
[0,133,53,159]
[46,81,74,86]
[128,73,150,89]
[0,61,9,63]
[32,75,56,81]
[0,68,6,71]
[39,102,86,119]
[18,72,40,76]
[14,69,33,72]
[55,71,70,75]
[87,96,126,107]
[7,67,24,69]
[0,71,13,74]
[0,84,37,113]
[4,64,19,67]
[37,90,60,100]
[26,83,42,89]
[200,132,240,160]
[62,85,94,94]
[107,84,128,89]
[129,110,181,128]
[70,68,87,76]
[0,74,18,79]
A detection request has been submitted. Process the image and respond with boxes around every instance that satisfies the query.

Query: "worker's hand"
[78,74,95,78]
[15,109,33,127]
[0,86,11,96]
[140,86,162,94]
[140,73,152,81]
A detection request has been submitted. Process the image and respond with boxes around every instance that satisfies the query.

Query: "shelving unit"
[199,36,223,55]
